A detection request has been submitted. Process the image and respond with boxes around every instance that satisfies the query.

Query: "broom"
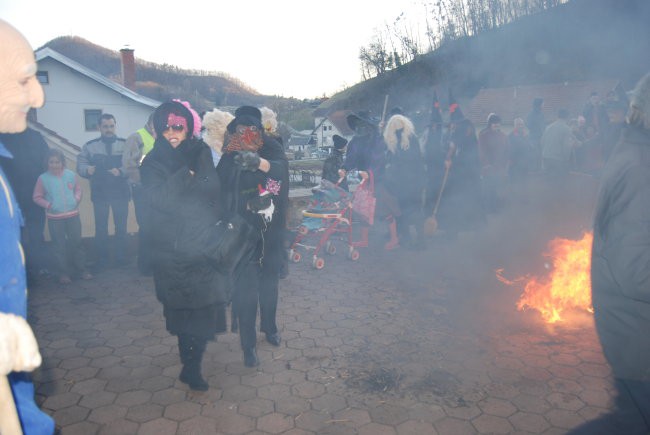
[424,164,450,236]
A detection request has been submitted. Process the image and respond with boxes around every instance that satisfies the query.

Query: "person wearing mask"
[0,18,56,435]
[217,106,289,367]
[77,114,130,269]
[123,113,154,275]
[572,72,650,434]
[140,100,228,391]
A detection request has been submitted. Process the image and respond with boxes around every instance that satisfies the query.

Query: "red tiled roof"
[466,80,620,127]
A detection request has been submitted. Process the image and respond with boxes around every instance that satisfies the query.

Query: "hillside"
[319,0,650,127]
[40,36,315,117]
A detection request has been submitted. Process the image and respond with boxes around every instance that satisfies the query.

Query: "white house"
[30,47,160,237]
[34,47,160,147]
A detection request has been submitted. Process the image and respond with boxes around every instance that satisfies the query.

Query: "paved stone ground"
[27,175,617,434]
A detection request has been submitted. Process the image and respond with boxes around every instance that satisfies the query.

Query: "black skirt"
[163,302,227,340]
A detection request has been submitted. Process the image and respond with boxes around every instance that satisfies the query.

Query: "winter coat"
[140,137,229,309]
[217,135,289,274]
[384,132,425,206]
[591,125,650,380]
[77,136,130,201]
[478,128,509,177]
[342,133,386,181]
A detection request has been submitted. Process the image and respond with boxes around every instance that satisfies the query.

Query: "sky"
[1,0,425,99]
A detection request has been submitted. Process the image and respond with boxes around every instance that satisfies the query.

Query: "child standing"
[33,149,92,284]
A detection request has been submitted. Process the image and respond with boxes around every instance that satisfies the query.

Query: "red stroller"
[289,174,374,269]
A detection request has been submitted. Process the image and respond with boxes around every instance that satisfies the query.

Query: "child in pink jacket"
[33,149,92,284]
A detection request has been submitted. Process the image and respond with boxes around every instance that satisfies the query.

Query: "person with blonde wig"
[383,113,426,250]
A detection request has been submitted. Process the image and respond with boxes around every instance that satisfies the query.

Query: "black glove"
[234,151,261,172]
[247,194,272,212]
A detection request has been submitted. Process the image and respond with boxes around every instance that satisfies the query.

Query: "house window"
[36,71,49,84]
[84,109,102,131]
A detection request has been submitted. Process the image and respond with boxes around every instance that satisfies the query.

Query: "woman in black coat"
[217,106,289,367]
[140,100,227,391]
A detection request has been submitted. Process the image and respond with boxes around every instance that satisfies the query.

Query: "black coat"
[591,125,650,380]
[140,137,229,309]
[321,150,348,191]
[217,135,289,274]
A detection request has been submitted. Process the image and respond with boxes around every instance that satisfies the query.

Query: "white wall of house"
[35,58,155,147]
[314,117,344,149]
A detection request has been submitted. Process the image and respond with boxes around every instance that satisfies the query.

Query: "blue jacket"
[0,141,55,434]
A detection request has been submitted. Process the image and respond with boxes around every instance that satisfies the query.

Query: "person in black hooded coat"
[140,100,228,391]
[217,106,289,367]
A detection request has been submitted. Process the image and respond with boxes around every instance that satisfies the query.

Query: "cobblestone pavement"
[28,178,616,434]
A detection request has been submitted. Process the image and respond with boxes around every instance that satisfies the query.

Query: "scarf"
[224,127,264,153]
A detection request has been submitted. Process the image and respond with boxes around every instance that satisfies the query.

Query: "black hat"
[227,105,263,134]
[346,110,378,130]
[332,134,348,150]
[389,106,404,117]
[429,91,443,124]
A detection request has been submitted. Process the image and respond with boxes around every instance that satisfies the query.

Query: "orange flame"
[499,232,594,323]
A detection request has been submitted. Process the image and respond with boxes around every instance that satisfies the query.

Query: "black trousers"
[92,197,129,264]
[259,267,279,335]
[131,184,151,273]
[233,261,281,349]
[568,378,650,434]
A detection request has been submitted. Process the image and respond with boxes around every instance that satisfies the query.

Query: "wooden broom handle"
[432,165,450,216]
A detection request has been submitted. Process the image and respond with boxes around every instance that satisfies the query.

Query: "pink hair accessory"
[173,99,202,137]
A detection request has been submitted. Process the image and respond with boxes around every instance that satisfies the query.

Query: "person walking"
[217,106,289,366]
[141,100,228,391]
[77,113,130,269]
[33,149,92,284]
[321,134,348,190]
[383,113,426,249]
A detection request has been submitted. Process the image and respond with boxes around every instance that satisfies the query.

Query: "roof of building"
[466,79,620,127]
[35,47,161,109]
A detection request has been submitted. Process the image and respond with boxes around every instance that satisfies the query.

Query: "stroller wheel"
[290,250,302,263]
[312,257,325,270]
[298,225,309,235]
[348,248,360,261]
[326,241,336,255]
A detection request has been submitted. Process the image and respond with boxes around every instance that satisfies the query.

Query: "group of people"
[3,15,650,434]
[319,85,632,248]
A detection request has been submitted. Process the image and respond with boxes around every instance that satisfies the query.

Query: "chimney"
[120,48,136,91]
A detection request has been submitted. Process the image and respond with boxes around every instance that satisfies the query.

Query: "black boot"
[178,335,209,391]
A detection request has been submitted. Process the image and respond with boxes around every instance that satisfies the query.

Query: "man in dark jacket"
[573,73,650,434]
[77,114,130,268]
